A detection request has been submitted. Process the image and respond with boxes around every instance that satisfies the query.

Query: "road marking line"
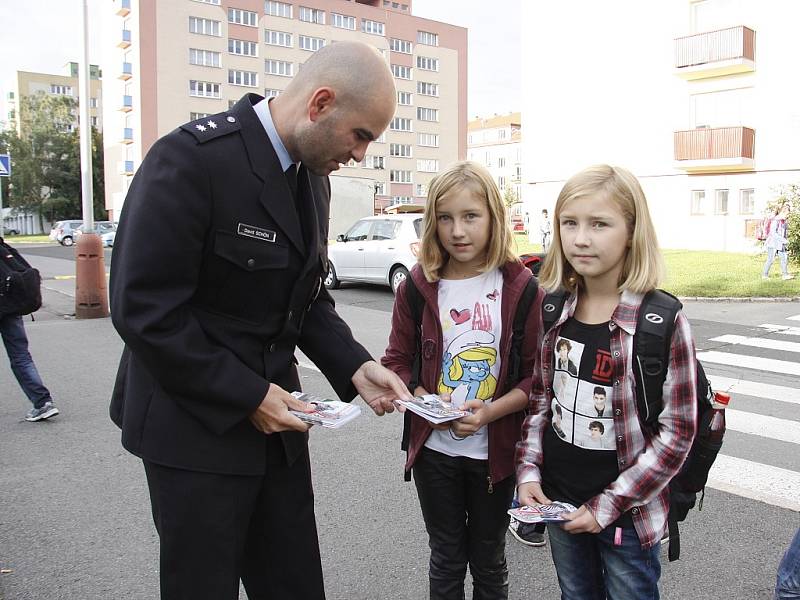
[726,409,800,445]
[758,324,800,336]
[297,359,321,373]
[54,275,76,280]
[708,454,800,512]
[710,334,800,353]
[786,315,800,321]
[709,375,800,406]
[698,351,800,377]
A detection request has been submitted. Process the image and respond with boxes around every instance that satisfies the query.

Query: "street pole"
[75,0,108,319]
[0,177,4,237]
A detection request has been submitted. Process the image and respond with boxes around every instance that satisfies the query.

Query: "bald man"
[110,42,408,599]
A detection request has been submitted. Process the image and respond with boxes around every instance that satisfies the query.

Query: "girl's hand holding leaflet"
[561,505,602,534]
[451,399,486,437]
[517,481,552,507]
[428,392,452,430]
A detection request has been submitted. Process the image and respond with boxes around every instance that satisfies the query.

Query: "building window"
[740,188,755,215]
[715,189,729,215]
[417,30,438,46]
[416,107,438,122]
[264,30,292,47]
[415,183,428,197]
[417,132,439,147]
[497,176,506,190]
[389,38,412,54]
[190,111,211,120]
[416,56,439,72]
[417,159,438,173]
[331,13,356,30]
[392,196,413,205]
[390,143,412,157]
[397,91,413,106]
[227,39,258,57]
[390,117,413,132]
[362,19,385,36]
[498,128,507,140]
[89,97,99,108]
[190,48,222,67]
[228,8,258,27]
[193,0,221,4]
[299,35,325,52]
[498,157,506,168]
[189,16,221,36]
[417,81,438,97]
[375,182,386,195]
[299,6,325,24]
[391,65,412,80]
[690,190,705,215]
[363,155,385,169]
[50,84,73,96]
[189,80,221,98]
[265,59,293,77]
[90,116,98,127]
[265,1,292,18]
[228,69,258,87]
[390,170,413,184]
[264,88,281,98]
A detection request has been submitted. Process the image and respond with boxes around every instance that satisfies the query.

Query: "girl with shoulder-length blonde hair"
[516,164,698,599]
[382,160,544,599]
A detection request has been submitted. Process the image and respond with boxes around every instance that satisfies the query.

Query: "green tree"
[765,184,800,263]
[503,186,519,209]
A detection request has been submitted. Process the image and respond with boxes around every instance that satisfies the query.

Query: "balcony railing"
[120,95,133,112]
[675,26,755,79]
[116,0,131,17]
[118,160,134,175]
[118,29,131,49]
[119,62,132,81]
[122,128,134,144]
[674,126,755,172]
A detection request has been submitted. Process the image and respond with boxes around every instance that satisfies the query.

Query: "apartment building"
[467,112,522,200]
[102,0,466,219]
[7,63,103,134]
[521,0,800,252]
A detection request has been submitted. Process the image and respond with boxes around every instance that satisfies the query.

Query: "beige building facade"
[102,0,466,219]
[467,113,522,201]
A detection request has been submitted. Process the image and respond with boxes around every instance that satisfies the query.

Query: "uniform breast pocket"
[205,230,290,323]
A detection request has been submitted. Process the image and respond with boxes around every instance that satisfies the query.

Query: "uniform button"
[269,343,276,352]
[247,258,255,268]
[615,408,621,416]
[613,351,620,357]
[632,507,639,515]
[617,435,623,442]
[227,116,236,123]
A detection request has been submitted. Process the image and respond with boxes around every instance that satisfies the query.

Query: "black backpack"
[0,237,43,318]
[400,273,540,481]
[542,288,723,562]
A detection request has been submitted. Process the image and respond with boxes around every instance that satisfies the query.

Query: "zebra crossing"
[696,314,800,513]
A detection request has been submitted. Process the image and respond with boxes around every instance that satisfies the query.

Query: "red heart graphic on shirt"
[487,289,499,301]
[450,308,471,325]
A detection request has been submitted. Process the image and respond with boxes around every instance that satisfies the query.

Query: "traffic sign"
[0,154,10,177]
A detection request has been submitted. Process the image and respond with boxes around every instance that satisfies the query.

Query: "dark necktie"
[285,163,298,201]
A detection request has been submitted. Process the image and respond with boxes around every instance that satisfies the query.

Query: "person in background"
[763,203,794,280]
[775,528,800,600]
[540,209,552,252]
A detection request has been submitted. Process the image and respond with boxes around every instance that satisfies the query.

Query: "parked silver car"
[49,220,84,246]
[324,214,423,294]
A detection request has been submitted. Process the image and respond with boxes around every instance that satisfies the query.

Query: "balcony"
[675,26,755,80]
[117,160,134,175]
[119,62,132,80]
[674,126,755,173]
[120,95,133,112]
[122,128,134,144]
[116,0,130,17]
[118,29,131,49]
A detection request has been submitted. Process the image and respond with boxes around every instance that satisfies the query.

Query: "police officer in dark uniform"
[109,42,407,599]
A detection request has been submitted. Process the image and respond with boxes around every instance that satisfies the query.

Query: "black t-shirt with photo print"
[542,317,632,527]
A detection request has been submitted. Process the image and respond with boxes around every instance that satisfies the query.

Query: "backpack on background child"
[0,237,42,318]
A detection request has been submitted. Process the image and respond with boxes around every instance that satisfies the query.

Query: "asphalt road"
[0,246,797,599]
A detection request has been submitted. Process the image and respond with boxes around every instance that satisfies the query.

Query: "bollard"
[75,232,109,318]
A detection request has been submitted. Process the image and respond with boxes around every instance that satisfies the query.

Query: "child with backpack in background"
[515,164,698,599]
[762,204,794,280]
[382,161,544,600]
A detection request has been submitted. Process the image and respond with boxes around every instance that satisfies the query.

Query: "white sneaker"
[783,274,795,280]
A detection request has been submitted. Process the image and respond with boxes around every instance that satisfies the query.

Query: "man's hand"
[517,481,552,507]
[249,383,312,434]
[352,361,412,416]
[450,399,488,437]
[562,505,602,534]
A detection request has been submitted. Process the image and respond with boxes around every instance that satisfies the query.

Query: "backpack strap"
[541,289,568,334]
[401,275,424,480]
[632,289,682,428]
[506,278,540,386]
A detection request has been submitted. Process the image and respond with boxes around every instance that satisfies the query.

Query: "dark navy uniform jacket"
[110,94,371,475]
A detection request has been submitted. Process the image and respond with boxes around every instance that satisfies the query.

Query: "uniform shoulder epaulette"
[180,111,241,143]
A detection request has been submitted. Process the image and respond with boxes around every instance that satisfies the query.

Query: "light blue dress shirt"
[253,97,299,173]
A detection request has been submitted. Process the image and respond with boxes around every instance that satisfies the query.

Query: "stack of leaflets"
[289,391,361,429]
[507,502,578,524]
[397,394,470,425]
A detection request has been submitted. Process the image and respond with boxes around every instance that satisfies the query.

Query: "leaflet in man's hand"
[289,392,361,429]
[397,394,470,424]
[507,502,578,524]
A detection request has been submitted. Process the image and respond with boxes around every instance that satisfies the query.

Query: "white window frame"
[415,183,428,197]
[390,170,413,184]
[715,189,729,215]
[390,117,413,132]
[331,13,356,30]
[265,1,292,18]
[299,6,325,24]
[362,19,385,36]
[228,39,258,56]
[418,132,439,147]
[189,16,221,36]
[228,8,258,27]
[417,159,439,173]
[416,55,439,72]
[364,155,385,169]
[190,111,212,120]
[739,188,755,215]
[189,80,221,98]
[397,91,413,106]
[390,38,412,54]
[690,190,705,215]
[417,81,439,97]
[375,182,387,196]
[193,0,221,4]
[228,69,258,87]
[190,48,222,67]
[264,30,292,47]
[264,88,282,98]
[390,143,412,157]
[416,107,439,122]
[299,35,325,52]
[392,196,413,205]
[391,64,412,80]
[417,30,439,46]
[50,84,73,96]
[265,59,293,77]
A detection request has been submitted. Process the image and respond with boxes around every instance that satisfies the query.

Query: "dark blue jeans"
[776,528,800,600]
[547,522,661,600]
[0,314,52,409]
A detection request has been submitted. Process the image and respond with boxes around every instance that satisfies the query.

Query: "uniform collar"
[253,97,298,173]
[554,288,642,335]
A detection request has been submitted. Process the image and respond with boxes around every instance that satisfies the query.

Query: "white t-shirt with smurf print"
[425,268,504,460]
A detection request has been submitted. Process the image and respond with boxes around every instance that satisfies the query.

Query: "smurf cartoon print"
[438,330,498,406]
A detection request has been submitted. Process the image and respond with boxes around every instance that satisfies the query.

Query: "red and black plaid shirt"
[516,290,697,549]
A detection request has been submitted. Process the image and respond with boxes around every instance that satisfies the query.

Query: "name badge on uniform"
[237,223,276,243]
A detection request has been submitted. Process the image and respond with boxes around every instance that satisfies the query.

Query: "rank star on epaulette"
[195,124,207,132]
[207,120,217,129]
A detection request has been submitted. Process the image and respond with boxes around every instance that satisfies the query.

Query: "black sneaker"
[25,401,60,422]
[508,518,547,547]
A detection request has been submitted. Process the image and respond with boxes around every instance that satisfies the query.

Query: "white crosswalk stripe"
[698,350,800,376]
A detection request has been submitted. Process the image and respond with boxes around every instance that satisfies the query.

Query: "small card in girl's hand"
[507,501,578,524]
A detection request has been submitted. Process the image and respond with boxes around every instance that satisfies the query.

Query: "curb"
[678,296,800,303]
